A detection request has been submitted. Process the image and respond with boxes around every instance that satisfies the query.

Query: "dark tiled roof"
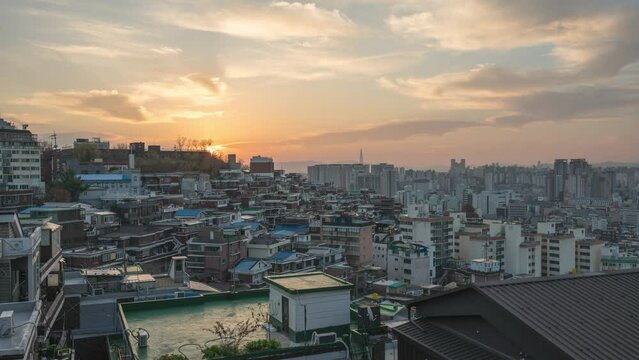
[476,271,639,360]
[393,319,506,360]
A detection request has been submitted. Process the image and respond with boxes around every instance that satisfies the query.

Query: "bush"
[202,344,241,359]
[156,354,186,360]
[243,339,281,353]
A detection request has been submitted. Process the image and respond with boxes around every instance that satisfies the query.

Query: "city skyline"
[1,0,639,167]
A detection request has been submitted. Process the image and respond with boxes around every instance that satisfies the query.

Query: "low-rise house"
[186,227,248,280]
[97,225,182,274]
[85,211,120,239]
[78,170,142,205]
[247,235,291,259]
[268,251,316,275]
[20,205,86,248]
[63,245,125,269]
[110,197,162,225]
[306,246,344,269]
[228,258,271,285]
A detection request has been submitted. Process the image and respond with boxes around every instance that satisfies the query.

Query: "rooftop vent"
[0,311,14,337]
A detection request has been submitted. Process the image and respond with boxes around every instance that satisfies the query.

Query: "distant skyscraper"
[359,149,363,164]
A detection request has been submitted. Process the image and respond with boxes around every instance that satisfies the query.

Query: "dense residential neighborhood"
[1,120,638,359]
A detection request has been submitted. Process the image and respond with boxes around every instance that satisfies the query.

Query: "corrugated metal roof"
[476,270,639,360]
[175,209,205,217]
[269,251,296,262]
[221,221,262,231]
[393,319,504,360]
[78,174,129,181]
[272,224,309,235]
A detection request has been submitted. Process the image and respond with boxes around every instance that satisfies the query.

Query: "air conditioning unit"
[137,329,149,348]
[0,311,14,337]
[311,332,337,345]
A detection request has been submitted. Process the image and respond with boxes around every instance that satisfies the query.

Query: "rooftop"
[120,291,273,360]
[250,235,289,245]
[400,270,639,360]
[78,173,130,181]
[0,301,39,358]
[265,272,352,294]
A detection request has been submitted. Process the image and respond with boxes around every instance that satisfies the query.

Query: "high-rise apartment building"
[0,119,44,194]
[400,215,453,278]
[319,215,374,266]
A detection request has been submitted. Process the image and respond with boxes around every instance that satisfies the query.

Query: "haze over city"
[1,0,638,168]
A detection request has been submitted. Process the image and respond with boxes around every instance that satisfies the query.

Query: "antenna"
[50,132,58,149]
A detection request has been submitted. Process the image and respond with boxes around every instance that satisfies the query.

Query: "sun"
[206,145,224,155]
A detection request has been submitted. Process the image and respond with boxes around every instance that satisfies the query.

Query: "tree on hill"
[73,143,99,162]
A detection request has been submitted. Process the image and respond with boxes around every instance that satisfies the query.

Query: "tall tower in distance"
[359,149,364,164]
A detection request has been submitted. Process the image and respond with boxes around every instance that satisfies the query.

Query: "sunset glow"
[1,0,638,167]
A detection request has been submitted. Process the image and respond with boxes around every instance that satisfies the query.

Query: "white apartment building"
[399,215,453,279]
[372,233,401,269]
[575,239,604,273]
[0,119,44,193]
[474,190,519,217]
[502,223,541,277]
[386,240,432,286]
[455,233,505,269]
[539,234,576,276]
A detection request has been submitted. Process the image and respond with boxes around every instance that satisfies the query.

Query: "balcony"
[1,236,39,258]
[38,287,64,341]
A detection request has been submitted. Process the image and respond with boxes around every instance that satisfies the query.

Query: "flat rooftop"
[0,301,38,358]
[265,272,352,294]
[121,292,275,360]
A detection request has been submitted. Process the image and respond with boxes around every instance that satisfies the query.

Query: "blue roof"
[270,251,296,262]
[221,221,262,232]
[272,224,309,235]
[271,230,296,238]
[19,207,39,215]
[232,258,260,272]
[78,174,129,182]
[175,209,205,218]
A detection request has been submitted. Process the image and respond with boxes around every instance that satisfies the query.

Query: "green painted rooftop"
[121,293,273,360]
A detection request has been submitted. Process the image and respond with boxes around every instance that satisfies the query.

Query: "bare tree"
[176,136,187,151]
[204,303,268,348]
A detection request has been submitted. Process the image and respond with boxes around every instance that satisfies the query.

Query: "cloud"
[34,43,131,58]
[386,1,639,76]
[16,90,147,122]
[25,11,182,59]
[381,2,639,127]
[15,74,228,123]
[183,74,227,95]
[226,48,421,80]
[155,1,358,42]
[290,119,479,145]
[491,86,639,126]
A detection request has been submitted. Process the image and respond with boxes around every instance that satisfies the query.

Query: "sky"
[1,0,638,168]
